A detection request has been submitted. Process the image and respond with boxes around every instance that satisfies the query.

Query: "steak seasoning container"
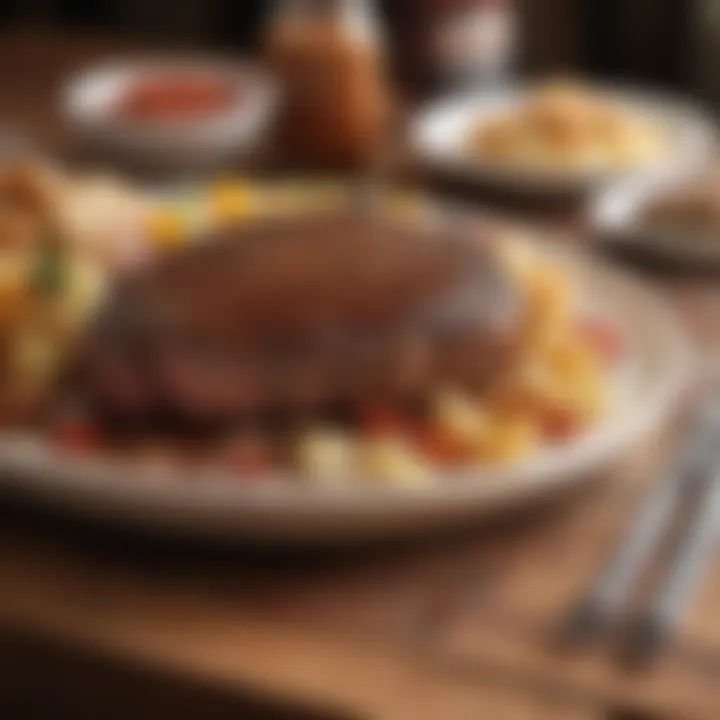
[396,0,518,95]
[265,0,392,171]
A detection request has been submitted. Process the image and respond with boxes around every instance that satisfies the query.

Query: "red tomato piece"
[51,416,102,454]
[222,437,271,480]
[540,406,582,442]
[359,405,410,438]
[117,74,239,122]
[414,422,469,465]
[577,316,624,362]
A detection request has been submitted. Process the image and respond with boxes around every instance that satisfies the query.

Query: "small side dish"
[411,79,713,195]
[592,167,720,269]
[469,81,667,172]
[64,59,276,166]
[639,175,720,239]
[114,72,243,124]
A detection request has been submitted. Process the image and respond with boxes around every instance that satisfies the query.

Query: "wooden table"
[1,28,720,720]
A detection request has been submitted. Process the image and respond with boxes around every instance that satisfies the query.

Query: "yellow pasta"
[470,81,667,170]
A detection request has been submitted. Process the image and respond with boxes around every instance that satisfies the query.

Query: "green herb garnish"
[30,233,67,299]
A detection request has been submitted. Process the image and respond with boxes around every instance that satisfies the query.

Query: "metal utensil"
[620,470,720,667]
[557,395,720,649]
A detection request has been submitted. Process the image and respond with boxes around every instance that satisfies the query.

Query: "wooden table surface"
[1,28,720,720]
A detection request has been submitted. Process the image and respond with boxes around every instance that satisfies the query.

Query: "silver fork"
[618,391,720,666]
[558,386,720,661]
[619,466,720,666]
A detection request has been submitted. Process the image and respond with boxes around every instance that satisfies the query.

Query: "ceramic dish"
[410,83,715,194]
[63,58,277,169]
[592,172,720,269]
[0,246,691,543]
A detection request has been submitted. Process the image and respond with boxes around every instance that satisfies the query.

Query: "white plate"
[410,83,716,194]
[0,250,692,544]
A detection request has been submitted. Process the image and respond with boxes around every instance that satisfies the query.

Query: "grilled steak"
[77,212,523,433]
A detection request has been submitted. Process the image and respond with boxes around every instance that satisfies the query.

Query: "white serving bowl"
[63,58,277,170]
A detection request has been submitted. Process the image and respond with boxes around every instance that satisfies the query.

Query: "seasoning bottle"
[397,0,517,95]
[265,0,391,171]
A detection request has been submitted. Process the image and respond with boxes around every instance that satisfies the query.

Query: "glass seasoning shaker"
[265,0,392,171]
[397,0,517,95]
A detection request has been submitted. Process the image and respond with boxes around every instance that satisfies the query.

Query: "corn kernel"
[146,208,187,248]
[475,415,540,464]
[550,335,598,381]
[209,179,252,221]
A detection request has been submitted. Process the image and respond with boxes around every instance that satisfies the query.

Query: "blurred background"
[0,0,715,101]
[1,3,720,719]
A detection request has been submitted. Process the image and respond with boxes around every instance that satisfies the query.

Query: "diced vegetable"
[432,388,490,451]
[577,316,624,362]
[296,428,354,484]
[146,207,188,248]
[30,240,66,298]
[209,179,251,221]
[358,436,430,487]
[416,423,467,464]
[475,414,540,463]
[222,435,272,478]
[540,405,582,442]
[51,414,102,454]
[359,404,410,438]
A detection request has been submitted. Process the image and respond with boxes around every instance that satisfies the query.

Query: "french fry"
[519,260,573,354]
[473,412,541,464]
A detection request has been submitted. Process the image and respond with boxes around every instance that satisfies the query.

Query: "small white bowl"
[63,57,277,170]
[591,169,720,269]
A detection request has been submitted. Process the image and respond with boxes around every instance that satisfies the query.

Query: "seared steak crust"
[78,214,522,433]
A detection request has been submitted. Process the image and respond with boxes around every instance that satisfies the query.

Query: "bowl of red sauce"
[64,58,277,169]
[116,72,242,124]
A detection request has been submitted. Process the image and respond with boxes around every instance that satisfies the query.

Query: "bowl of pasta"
[0,173,691,543]
[410,80,715,193]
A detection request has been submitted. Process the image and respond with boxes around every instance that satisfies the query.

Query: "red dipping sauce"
[115,73,241,123]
